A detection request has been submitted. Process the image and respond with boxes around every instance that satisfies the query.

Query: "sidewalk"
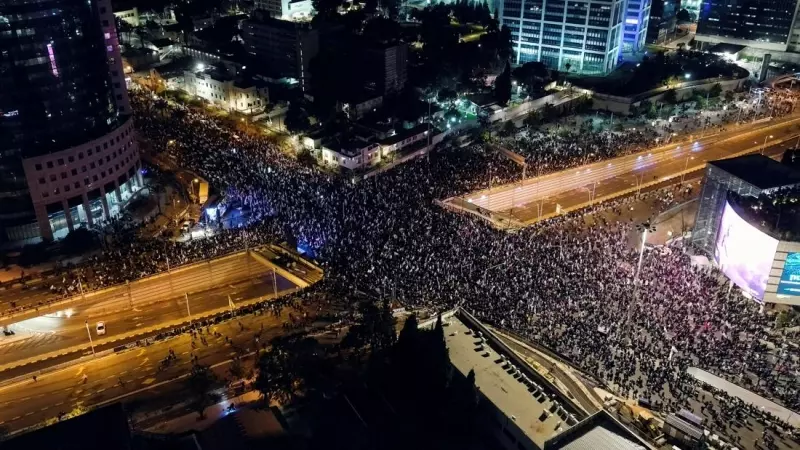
[140,390,263,434]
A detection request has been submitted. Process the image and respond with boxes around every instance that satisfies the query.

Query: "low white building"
[309,123,445,171]
[183,68,269,114]
[114,7,140,27]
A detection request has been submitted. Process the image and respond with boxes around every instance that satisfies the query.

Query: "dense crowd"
[32,89,800,446]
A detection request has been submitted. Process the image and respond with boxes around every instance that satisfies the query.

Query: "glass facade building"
[500,0,626,75]
[646,0,677,44]
[0,0,139,242]
[622,0,650,52]
[696,0,800,51]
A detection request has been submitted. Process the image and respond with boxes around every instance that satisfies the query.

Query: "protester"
[30,89,800,445]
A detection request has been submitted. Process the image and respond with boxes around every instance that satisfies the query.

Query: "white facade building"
[183,69,269,114]
[254,0,314,19]
[307,124,445,171]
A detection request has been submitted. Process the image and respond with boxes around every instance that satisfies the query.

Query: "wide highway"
[0,303,312,436]
[0,250,274,328]
[0,271,296,372]
[446,114,800,226]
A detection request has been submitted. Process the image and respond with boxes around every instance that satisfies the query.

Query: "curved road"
[449,114,800,225]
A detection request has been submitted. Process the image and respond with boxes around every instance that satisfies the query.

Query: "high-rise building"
[0,0,142,242]
[696,0,800,52]
[254,0,313,20]
[622,0,651,52]
[646,0,677,44]
[242,16,320,91]
[500,0,626,75]
[362,42,409,95]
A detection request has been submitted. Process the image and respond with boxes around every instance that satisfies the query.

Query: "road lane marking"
[97,388,105,393]
[40,407,48,411]
[11,416,20,421]
[136,323,144,327]
[55,402,64,406]
[24,412,33,416]
[142,378,156,385]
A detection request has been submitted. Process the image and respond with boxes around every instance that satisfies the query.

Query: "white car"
[96,321,106,336]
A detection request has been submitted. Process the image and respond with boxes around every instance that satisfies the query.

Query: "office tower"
[646,0,677,44]
[622,0,651,52]
[242,16,320,92]
[0,0,142,242]
[500,0,626,75]
[697,0,800,51]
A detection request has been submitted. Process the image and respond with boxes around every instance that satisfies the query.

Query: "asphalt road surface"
[0,251,274,328]
[448,114,800,226]
[0,303,310,435]
[0,271,296,370]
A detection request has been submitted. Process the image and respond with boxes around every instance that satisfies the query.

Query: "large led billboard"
[714,201,779,300]
[778,252,800,296]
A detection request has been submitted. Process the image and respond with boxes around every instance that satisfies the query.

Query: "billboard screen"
[714,201,779,300]
[778,252,800,296]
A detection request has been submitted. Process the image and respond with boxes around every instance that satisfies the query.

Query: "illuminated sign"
[714,201,778,300]
[778,252,800,296]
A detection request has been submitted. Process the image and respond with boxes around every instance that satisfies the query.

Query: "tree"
[284,103,311,134]
[228,357,246,381]
[498,25,513,61]
[341,300,396,360]
[115,17,132,46]
[134,26,148,49]
[61,228,99,255]
[382,0,401,19]
[676,8,691,23]
[255,337,295,404]
[708,83,723,98]
[523,110,541,128]
[724,90,735,103]
[663,89,678,104]
[494,61,512,105]
[501,120,516,135]
[186,363,220,419]
[437,88,458,105]
[312,0,344,20]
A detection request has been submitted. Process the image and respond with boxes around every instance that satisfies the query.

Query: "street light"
[684,73,691,80]
[680,156,695,185]
[762,135,774,154]
[85,320,96,357]
[634,221,656,284]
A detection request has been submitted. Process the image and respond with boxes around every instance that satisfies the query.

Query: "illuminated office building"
[500,0,626,75]
[0,0,141,242]
[622,0,650,52]
[696,0,800,52]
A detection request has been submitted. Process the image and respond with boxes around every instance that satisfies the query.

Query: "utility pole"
[185,293,192,326]
[85,320,95,356]
[272,268,278,298]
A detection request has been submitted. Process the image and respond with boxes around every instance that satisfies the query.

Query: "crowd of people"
[27,88,800,446]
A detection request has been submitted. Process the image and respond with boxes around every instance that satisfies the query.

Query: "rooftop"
[708,43,746,55]
[444,315,577,449]
[2,403,132,450]
[710,154,800,191]
[544,410,652,450]
[379,123,440,146]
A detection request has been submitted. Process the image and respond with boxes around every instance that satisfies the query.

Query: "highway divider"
[0,248,263,327]
[442,116,800,229]
[0,282,307,382]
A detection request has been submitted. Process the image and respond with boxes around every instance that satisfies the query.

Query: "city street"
[0,271,296,371]
[446,114,800,226]
[0,250,273,328]
[0,302,317,435]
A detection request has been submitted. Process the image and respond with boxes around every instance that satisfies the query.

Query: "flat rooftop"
[710,154,800,190]
[444,316,574,449]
